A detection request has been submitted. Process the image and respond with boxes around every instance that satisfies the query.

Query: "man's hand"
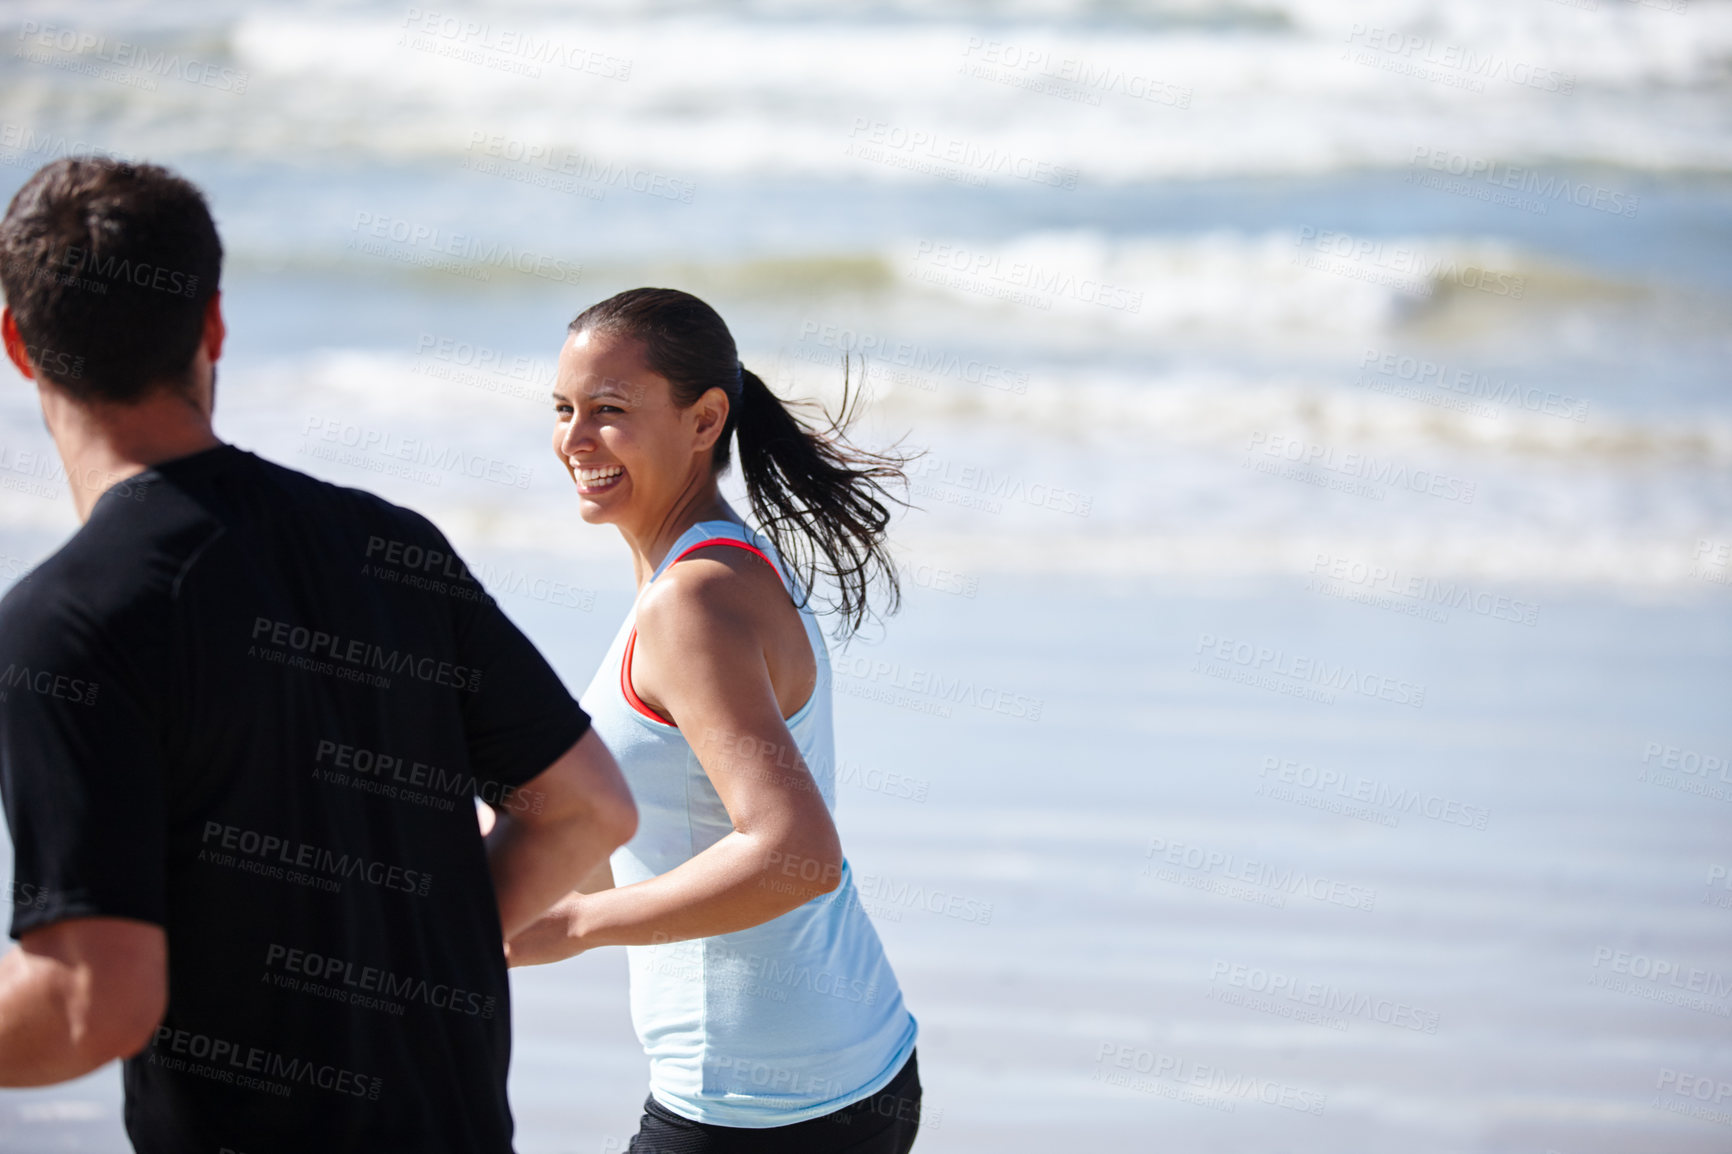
[0,916,167,1086]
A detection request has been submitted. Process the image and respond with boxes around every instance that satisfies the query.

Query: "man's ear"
[2,308,37,382]
[201,292,225,366]
[691,385,730,455]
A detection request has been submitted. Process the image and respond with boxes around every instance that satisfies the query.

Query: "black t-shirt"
[0,445,590,1154]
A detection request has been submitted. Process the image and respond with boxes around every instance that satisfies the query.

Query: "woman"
[508,288,922,1152]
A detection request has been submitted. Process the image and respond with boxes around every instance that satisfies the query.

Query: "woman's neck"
[623,479,739,589]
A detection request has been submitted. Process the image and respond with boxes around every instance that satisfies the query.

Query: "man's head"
[0,157,222,403]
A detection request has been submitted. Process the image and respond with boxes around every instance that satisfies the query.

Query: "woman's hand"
[505,893,587,967]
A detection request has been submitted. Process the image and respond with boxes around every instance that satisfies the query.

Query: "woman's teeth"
[575,464,623,491]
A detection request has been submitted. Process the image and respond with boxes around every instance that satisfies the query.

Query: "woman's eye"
[596,404,622,415]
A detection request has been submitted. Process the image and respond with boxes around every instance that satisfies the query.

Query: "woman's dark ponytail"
[570,288,909,638]
[732,360,907,636]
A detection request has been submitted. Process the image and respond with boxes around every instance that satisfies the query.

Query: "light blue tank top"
[582,519,917,1128]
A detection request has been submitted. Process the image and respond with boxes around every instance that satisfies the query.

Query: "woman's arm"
[507,551,840,967]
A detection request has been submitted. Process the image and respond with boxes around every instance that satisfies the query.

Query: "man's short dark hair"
[0,157,222,403]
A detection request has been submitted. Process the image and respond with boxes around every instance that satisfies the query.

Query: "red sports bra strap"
[663,537,784,590]
[621,536,786,726]
[620,627,670,725]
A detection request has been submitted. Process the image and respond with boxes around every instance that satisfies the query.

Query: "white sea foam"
[0,0,1724,590]
[3,0,1730,178]
[12,343,1687,594]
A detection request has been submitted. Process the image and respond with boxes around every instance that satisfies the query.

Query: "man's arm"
[486,728,635,944]
[0,917,166,1086]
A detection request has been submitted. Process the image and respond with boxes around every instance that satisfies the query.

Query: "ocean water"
[0,0,1729,1150]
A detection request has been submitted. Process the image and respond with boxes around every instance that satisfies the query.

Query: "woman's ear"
[690,386,730,454]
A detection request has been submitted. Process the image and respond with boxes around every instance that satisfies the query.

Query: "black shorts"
[626,1049,922,1154]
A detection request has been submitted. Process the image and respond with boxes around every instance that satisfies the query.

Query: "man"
[0,157,635,1152]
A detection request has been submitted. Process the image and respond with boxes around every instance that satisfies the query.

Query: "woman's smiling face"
[551,326,724,530]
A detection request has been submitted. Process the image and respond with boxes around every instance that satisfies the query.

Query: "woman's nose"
[557,418,587,457]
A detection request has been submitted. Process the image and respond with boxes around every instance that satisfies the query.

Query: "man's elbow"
[543,730,636,847]
[60,979,166,1077]
[88,993,166,1066]
[595,788,638,849]
[91,961,169,1060]
[580,736,637,849]
[22,919,168,1079]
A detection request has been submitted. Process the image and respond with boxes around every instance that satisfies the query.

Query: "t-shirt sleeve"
[0,586,167,940]
[453,585,592,796]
